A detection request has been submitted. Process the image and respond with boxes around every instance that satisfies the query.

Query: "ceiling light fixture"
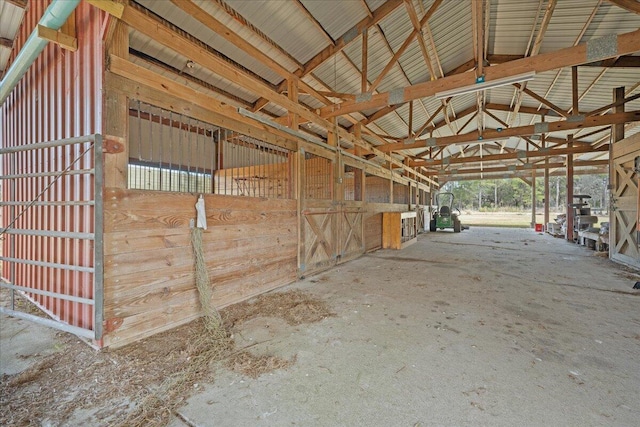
[435,72,536,100]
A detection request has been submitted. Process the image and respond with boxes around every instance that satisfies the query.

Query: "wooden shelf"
[382,211,417,250]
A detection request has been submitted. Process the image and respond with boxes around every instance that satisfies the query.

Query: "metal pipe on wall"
[0,0,81,105]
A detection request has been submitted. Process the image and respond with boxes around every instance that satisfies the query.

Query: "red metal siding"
[1,2,105,334]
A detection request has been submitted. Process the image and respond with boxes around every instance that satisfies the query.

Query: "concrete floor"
[173,227,640,427]
[3,227,640,426]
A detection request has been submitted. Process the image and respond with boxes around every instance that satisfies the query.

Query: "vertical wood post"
[566,134,574,241]
[571,66,579,115]
[361,28,368,94]
[531,169,537,228]
[611,86,625,256]
[104,20,129,189]
[543,116,550,229]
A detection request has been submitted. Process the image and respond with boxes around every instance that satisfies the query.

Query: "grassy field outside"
[457,211,610,228]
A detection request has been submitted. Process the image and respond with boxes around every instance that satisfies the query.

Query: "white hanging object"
[195,195,207,230]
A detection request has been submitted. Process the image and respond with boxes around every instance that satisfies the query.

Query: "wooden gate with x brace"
[298,151,364,277]
[610,135,640,268]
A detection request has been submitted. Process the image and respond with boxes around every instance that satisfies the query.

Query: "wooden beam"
[380,110,640,152]
[530,0,557,56]
[362,28,368,93]
[445,58,476,76]
[566,135,574,241]
[408,144,608,167]
[86,0,124,18]
[508,0,556,126]
[37,25,77,51]
[414,103,446,137]
[404,0,437,79]
[5,0,27,8]
[583,55,640,67]
[169,0,330,109]
[487,54,525,64]
[103,20,129,189]
[572,66,579,115]
[472,0,485,77]
[299,0,405,77]
[485,102,553,117]
[605,0,640,14]
[369,0,443,92]
[432,160,608,177]
[130,48,253,109]
[318,28,640,118]
[293,0,334,44]
[440,167,607,182]
[483,108,540,149]
[587,92,640,116]
[514,83,569,117]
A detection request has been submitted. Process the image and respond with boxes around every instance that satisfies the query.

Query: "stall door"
[610,136,640,268]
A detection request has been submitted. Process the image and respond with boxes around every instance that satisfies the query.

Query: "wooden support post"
[408,100,414,137]
[531,169,537,228]
[361,28,368,94]
[566,134,574,241]
[104,20,129,189]
[572,66,579,115]
[287,78,299,131]
[354,123,362,157]
[611,86,625,255]
[543,118,550,228]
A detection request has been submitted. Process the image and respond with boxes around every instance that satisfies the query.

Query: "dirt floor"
[1,226,639,426]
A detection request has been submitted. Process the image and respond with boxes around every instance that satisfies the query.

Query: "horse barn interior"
[1,0,640,419]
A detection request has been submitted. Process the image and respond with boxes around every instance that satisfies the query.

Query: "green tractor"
[430,192,463,233]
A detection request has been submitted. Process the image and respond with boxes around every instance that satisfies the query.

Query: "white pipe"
[0,0,81,105]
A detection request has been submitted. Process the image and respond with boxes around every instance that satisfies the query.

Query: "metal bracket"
[587,34,618,62]
[388,88,405,105]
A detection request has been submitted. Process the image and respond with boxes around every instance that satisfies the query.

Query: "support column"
[531,169,537,228]
[611,87,625,256]
[104,20,129,189]
[566,134,574,241]
[543,115,550,229]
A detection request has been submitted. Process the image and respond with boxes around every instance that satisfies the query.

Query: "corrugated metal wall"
[1,2,105,335]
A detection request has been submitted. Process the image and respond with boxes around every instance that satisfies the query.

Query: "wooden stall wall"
[102,190,297,347]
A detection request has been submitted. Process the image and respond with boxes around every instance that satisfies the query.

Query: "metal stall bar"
[0,134,103,341]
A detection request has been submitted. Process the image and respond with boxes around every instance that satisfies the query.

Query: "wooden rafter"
[471,0,487,136]
[369,0,443,92]
[408,144,608,167]
[528,0,602,124]
[248,0,404,111]
[430,160,608,177]
[588,92,640,117]
[299,0,404,77]
[6,0,28,8]
[379,110,640,152]
[485,103,552,117]
[293,0,334,44]
[169,0,330,109]
[353,20,437,138]
[513,83,569,117]
[508,0,557,126]
[606,0,640,14]
[404,0,437,80]
[440,167,607,183]
[318,28,640,118]
[0,37,13,48]
[129,48,253,110]
[483,108,540,149]
[584,56,640,67]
